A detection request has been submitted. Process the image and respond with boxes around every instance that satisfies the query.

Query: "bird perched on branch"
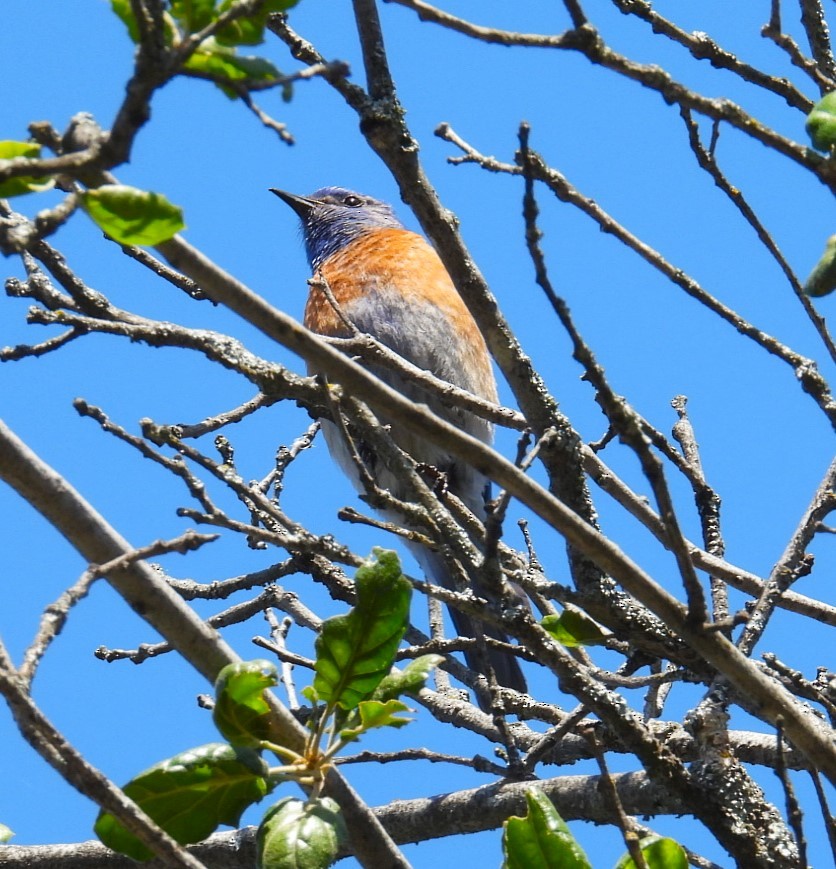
[271,185,526,700]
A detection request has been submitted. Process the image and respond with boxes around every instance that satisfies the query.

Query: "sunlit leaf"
[806,91,836,151]
[339,699,412,743]
[257,796,347,869]
[804,234,836,298]
[184,40,283,99]
[110,0,140,42]
[541,609,607,648]
[614,835,688,869]
[213,659,278,747]
[373,654,444,702]
[94,743,270,861]
[0,141,54,198]
[215,0,299,47]
[313,549,411,710]
[502,789,591,869]
[0,823,14,843]
[301,684,319,706]
[170,0,218,33]
[79,184,185,246]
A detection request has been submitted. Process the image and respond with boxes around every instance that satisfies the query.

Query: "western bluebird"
[271,186,526,700]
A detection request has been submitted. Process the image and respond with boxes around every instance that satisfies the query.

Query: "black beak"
[269,188,317,219]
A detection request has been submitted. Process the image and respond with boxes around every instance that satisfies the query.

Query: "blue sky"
[1,1,834,866]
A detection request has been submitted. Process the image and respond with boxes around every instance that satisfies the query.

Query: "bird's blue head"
[271,186,405,270]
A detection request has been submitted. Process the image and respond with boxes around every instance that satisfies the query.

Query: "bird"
[271,185,527,701]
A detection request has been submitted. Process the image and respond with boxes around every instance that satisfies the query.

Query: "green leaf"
[0,141,54,198]
[313,549,411,710]
[184,40,283,99]
[804,234,836,298]
[110,0,140,42]
[94,742,271,861]
[170,0,218,33]
[502,789,591,869]
[257,796,347,869]
[614,836,688,869]
[339,699,412,743]
[301,684,319,705]
[541,609,607,648]
[215,0,299,47]
[0,823,14,843]
[372,654,444,702]
[806,91,836,151]
[213,659,278,747]
[79,184,185,246]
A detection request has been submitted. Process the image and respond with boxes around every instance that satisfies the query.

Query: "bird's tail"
[411,545,527,703]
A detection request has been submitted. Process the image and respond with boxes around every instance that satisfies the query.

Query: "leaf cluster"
[94,550,432,869]
[0,1,306,247]
[113,0,297,99]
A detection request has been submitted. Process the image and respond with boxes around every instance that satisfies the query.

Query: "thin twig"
[762,1,836,91]
[799,0,836,83]
[678,106,836,365]
[120,243,210,301]
[582,724,648,869]
[611,0,813,110]
[336,747,508,776]
[738,455,836,656]
[521,705,588,774]
[670,395,729,626]
[20,530,217,685]
[517,122,709,624]
[808,767,836,862]
[582,447,836,626]
[0,327,83,361]
[437,123,836,429]
[391,0,832,184]
[775,720,808,864]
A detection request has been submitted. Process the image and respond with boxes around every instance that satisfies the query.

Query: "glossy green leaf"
[110,0,140,42]
[257,796,347,869]
[0,823,14,843]
[339,699,411,744]
[806,91,836,151]
[215,0,299,47]
[502,789,591,869]
[313,549,411,710]
[170,0,218,33]
[94,742,270,861]
[541,609,607,648]
[79,184,184,246]
[804,234,836,298]
[213,659,278,747]
[0,141,54,198]
[614,835,688,869]
[184,40,283,99]
[372,654,444,702]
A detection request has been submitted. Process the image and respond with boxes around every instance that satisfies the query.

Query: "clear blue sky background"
[1,1,834,866]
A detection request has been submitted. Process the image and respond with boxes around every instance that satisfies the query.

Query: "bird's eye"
[343,195,363,207]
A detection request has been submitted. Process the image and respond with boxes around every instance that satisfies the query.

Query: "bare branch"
[0,420,410,868]
[437,124,836,428]
[19,530,217,685]
[0,640,206,869]
[389,0,834,187]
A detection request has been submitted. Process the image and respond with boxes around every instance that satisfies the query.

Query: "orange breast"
[303,228,494,396]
